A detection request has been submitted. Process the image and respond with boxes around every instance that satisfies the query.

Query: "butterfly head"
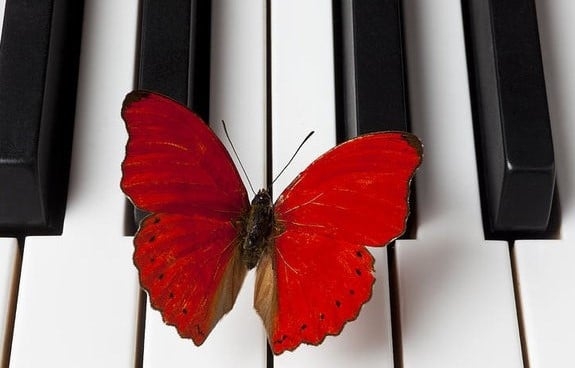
[240,189,275,270]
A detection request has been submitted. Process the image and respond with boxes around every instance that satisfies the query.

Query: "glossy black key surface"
[131,2,212,364]
[0,0,84,235]
[129,0,211,231]
[138,0,210,114]
[334,2,410,365]
[462,0,556,235]
[334,0,409,137]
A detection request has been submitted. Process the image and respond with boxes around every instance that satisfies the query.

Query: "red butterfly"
[120,90,422,354]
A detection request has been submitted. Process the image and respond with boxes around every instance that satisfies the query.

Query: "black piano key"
[128,0,211,230]
[333,0,409,139]
[138,0,211,114]
[0,0,84,235]
[334,0,413,234]
[138,0,194,104]
[131,2,212,363]
[334,2,410,365]
[333,0,413,229]
[462,0,556,235]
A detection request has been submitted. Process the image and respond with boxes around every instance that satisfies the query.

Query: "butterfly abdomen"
[240,189,274,269]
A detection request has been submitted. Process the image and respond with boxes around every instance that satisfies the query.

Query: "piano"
[1,0,574,367]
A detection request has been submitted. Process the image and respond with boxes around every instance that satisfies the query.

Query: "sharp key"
[513,1,575,366]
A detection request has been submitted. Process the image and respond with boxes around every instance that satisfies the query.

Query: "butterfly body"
[238,189,276,270]
[121,90,422,354]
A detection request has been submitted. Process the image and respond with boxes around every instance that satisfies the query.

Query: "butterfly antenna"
[221,120,257,195]
[271,131,314,186]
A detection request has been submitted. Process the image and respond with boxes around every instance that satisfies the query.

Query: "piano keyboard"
[1,0,574,367]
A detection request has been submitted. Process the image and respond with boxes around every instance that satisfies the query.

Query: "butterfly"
[120,90,422,354]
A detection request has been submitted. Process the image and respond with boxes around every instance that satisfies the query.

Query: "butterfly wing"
[255,132,422,354]
[121,91,249,345]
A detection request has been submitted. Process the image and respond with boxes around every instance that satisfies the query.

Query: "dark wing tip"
[400,132,423,158]
[122,90,150,112]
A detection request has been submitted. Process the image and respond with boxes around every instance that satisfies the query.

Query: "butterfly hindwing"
[135,212,246,344]
[255,232,377,354]
[255,132,422,354]
[121,91,250,345]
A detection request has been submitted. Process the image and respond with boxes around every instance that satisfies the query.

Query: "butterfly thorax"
[239,189,274,270]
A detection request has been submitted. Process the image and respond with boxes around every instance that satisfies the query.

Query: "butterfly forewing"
[275,133,421,245]
[121,91,248,219]
[255,132,422,354]
[121,91,250,345]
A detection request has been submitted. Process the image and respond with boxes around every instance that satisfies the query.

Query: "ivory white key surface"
[395,1,523,367]
[271,1,394,366]
[9,1,140,366]
[140,1,268,367]
[0,238,18,365]
[513,1,575,367]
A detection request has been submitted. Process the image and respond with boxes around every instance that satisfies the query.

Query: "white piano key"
[141,1,268,367]
[143,274,267,368]
[270,0,337,195]
[0,238,18,365]
[9,1,140,367]
[395,1,523,367]
[513,1,575,367]
[271,1,394,367]
[513,246,575,368]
